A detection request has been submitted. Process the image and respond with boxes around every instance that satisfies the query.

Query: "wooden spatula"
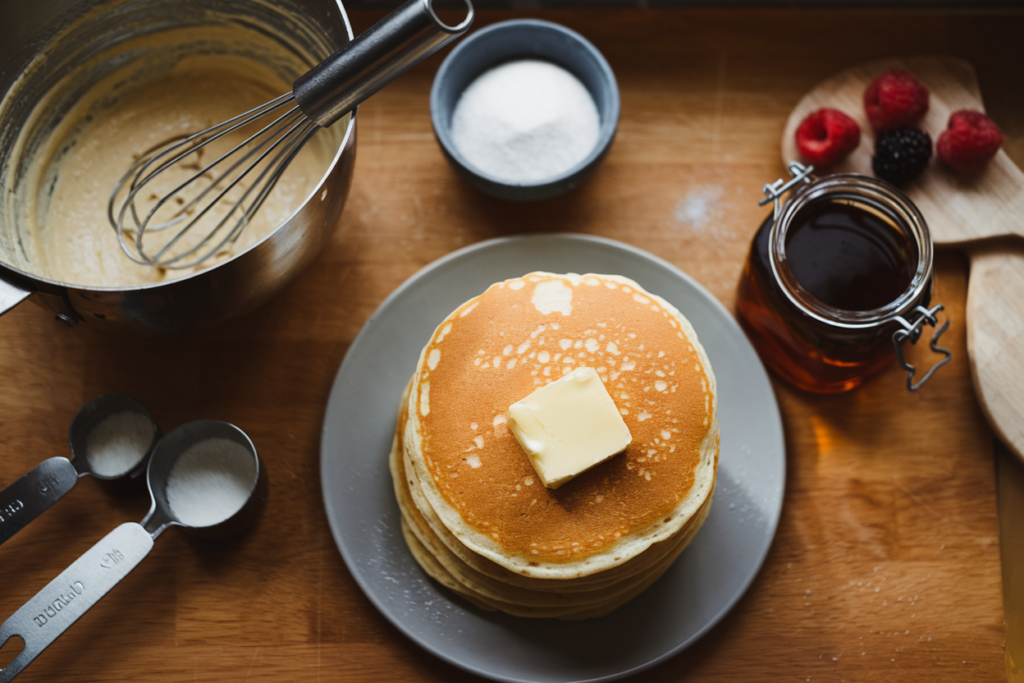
[781,56,1024,463]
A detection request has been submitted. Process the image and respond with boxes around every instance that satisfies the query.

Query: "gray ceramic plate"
[320,234,785,683]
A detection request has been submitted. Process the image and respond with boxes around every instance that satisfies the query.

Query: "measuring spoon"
[0,394,160,546]
[0,419,267,682]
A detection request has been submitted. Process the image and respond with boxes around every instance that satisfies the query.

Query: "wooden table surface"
[2,8,1022,682]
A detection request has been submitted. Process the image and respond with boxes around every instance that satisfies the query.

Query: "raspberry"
[863,69,929,131]
[872,128,932,186]
[937,110,1003,173]
[795,108,861,167]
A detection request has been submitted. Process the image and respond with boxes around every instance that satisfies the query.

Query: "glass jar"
[736,163,951,393]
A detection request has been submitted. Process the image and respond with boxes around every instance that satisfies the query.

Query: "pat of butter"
[507,367,632,489]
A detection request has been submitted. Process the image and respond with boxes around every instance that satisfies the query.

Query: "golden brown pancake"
[392,394,716,617]
[391,272,719,617]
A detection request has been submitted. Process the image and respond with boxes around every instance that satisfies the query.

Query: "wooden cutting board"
[781,57,1024,245]
[781,57,1024,464]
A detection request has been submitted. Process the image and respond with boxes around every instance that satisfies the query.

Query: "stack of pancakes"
[390,272,718,619]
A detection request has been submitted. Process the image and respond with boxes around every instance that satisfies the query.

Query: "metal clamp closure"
[892,304,952,391]
[759,161,816,219]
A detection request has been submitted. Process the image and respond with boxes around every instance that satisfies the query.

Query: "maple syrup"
[784,202,916,311]
[737,173,938,393]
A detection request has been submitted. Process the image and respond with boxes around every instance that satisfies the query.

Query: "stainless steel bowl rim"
[0,0,356,294]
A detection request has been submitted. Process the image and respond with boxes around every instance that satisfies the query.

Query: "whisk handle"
[294,0,473,128]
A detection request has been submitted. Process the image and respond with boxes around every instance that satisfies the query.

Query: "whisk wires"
[109,93,320,269]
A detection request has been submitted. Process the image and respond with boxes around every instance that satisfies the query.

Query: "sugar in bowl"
[736,163,951,393]
[430,19,619,202]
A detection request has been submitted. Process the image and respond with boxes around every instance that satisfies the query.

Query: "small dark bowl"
[430,19,619,202]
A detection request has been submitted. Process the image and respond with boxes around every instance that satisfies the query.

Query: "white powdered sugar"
[450,59,600,184]
[85,411,154,477]
[166,438,256,527]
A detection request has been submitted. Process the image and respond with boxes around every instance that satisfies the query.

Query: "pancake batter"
[16,44,332,287]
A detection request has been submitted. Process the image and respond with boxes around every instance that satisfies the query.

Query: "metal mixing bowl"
[0,0,356,333]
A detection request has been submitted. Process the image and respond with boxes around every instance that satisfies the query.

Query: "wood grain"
[782,57,1024,464]
[968,241,1024,465]
[0,8,1017,683]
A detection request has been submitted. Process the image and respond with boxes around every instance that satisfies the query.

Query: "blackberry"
[872,128,932,186]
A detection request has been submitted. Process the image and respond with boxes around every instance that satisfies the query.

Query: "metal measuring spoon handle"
[0,395,158,548]
[0,523,153,682]
[0,459,79,545]
[0,420,264,681]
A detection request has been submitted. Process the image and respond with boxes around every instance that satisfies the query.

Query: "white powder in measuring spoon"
[450,59,600,184]
[85,411,154,477]
[165,438,256,527]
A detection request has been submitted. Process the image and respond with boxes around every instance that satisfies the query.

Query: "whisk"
[108,0,473,269]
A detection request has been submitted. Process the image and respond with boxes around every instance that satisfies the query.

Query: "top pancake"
[405,273,718,578]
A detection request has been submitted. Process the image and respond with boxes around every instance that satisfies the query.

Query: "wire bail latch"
[892,304,952,391]
[759,161,816,219]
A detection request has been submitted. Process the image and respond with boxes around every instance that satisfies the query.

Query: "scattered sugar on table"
[166,438,256,527]
[450,59,600,184]
[86,411,154,477]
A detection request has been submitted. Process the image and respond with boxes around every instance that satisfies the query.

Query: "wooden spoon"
[966,240,1024,461]
[781,57,1024,463]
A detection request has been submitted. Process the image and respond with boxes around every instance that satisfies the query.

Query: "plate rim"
[320,233,785,682]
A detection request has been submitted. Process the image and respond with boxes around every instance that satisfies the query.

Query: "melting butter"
[506,367,631,489]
